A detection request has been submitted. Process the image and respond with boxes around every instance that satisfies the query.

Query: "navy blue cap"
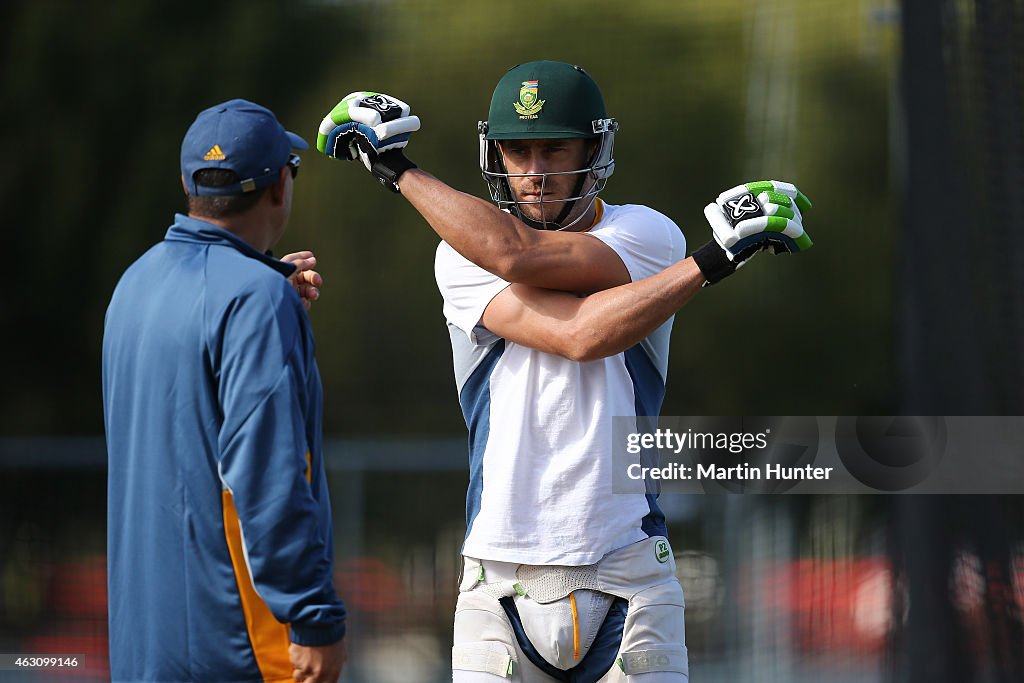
[181,99,309,196]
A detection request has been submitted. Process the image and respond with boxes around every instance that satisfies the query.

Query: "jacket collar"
[164,213,296,277]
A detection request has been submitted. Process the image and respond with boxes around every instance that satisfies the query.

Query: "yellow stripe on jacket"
[222,490,292,681]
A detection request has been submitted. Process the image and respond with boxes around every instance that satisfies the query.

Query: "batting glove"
[692,180,813,285]
[316,92,420,192]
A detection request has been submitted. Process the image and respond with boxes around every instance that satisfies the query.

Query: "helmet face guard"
[478,120,617,230]
[479,61,618,230]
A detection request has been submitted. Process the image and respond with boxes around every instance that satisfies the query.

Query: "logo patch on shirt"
[655,539,670,563]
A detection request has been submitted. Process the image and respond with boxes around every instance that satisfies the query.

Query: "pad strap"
[452,643,514,678]
[617,647,689,675]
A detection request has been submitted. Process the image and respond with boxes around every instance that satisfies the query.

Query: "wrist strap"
[691,240,736,286]
[372,150,418,193]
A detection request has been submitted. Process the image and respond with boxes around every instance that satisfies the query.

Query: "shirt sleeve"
[434,241,511,345]
[588,205,687,283]
[214,278,346,646]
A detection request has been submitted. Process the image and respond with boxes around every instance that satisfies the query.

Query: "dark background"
[1,1,1022,681]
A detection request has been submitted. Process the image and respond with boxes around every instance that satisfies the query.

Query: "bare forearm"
[570,258,705,361]
[399,169,627,291]
[400,169,538,275]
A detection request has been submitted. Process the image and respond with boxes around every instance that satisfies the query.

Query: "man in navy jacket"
[103,99,346,683]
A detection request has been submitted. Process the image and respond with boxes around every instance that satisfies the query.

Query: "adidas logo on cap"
[203,144,226,161]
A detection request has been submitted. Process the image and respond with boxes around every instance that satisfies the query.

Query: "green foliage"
[0,0,364,432]
[1,0,898,434]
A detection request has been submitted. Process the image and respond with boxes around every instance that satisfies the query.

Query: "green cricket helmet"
[478,61,618,230]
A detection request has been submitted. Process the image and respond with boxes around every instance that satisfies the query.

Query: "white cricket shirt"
[434,201,686,565]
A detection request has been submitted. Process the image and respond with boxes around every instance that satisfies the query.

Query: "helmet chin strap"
[549,143,601,230]
[514,211,550,231]
[549,172,590,230]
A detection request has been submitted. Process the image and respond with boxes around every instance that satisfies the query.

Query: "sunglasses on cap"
[287,153,301,179]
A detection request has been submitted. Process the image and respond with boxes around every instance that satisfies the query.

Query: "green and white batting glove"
[692,180,813,285]
[316,92,420,193]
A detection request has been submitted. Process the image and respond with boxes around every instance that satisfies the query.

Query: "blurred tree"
[295,0,899,434]
[1,0,898,436]
[0,0,366,433]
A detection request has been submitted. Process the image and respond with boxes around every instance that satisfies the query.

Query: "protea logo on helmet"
[514,80,545,118]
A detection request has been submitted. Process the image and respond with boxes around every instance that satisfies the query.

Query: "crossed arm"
[400,169,704,361]
[481,259,705,362]
[316,94,815,362]
[400,169,631,293]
